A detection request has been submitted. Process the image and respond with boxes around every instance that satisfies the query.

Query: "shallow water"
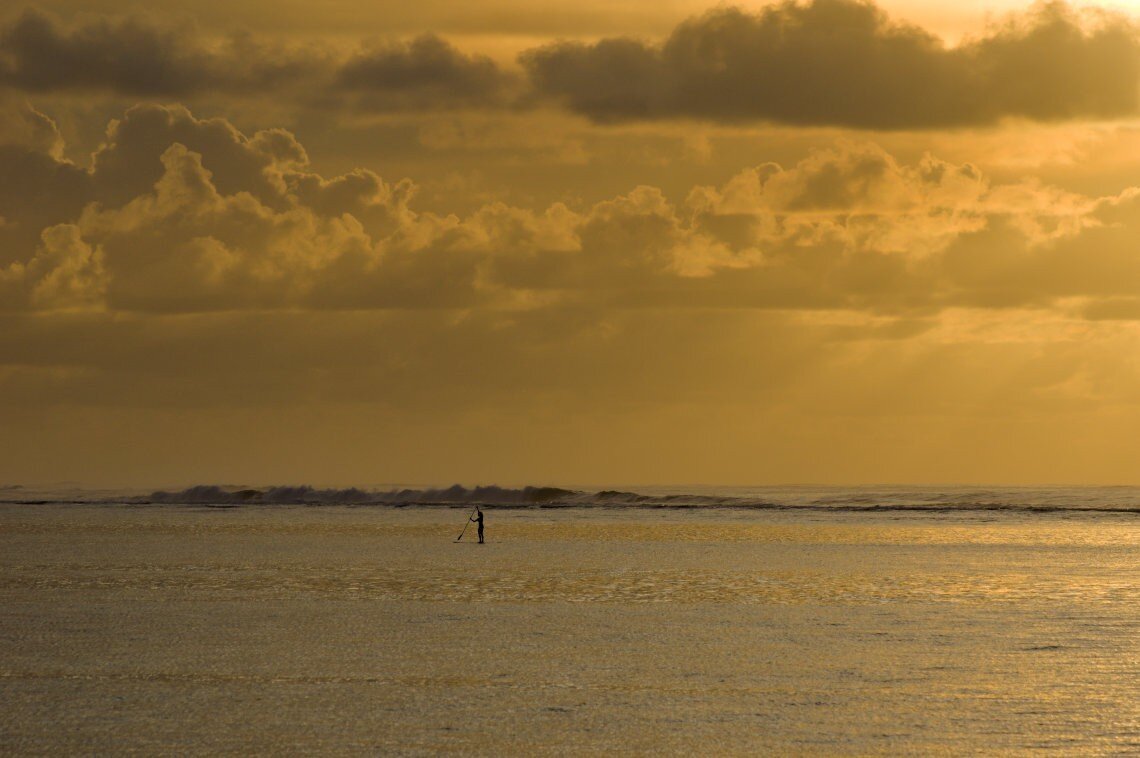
[1,502,1138,754]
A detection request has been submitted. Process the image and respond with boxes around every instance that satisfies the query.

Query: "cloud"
[0,91,63,155]
[6,1,1135,127]
[4,299,1140,489]
[3,104,1140,485]
[81,142,443,312]
[87,103,325,210]
[3,9,1140,485]
[24,224,107,310]
[0,8,206,95]
[0,8,313,96]
[335,34,517,110]
[0,9,515,111]
[0,93,92,266]
[522,0,1140,128]
[3,103,1139,321]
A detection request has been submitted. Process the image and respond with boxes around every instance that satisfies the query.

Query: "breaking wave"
[4,483,1140,515]
[143,484,582,506]
[124,484,1140,514]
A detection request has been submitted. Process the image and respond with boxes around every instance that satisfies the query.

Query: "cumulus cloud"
[523,0,1140,128]
[0,91,63,155]
[87,103,325,210]
[0,93,92,266]
[0,9,515,111]
[4,6,1140,486]
[336,34,517,110]
[24,224,107,309]
[5,1,1136,126]
[0,8,313,96]
[4,103,1140,486]
[3,103,1139,320]
[81,141,460,312]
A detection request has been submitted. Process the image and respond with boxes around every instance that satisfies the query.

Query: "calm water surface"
[1,497,1138,754]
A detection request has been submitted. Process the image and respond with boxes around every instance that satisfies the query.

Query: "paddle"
[454,505,478,542]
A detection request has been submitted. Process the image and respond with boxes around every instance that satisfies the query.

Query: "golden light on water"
[4,501,1139,751]
[6,4,1140,749]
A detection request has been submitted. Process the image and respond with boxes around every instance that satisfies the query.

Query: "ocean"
[2,484,1138,754]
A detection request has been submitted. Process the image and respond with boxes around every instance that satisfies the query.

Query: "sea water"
[1,485,1138,754]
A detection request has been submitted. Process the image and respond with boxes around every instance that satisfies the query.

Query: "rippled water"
[2,502,1138,753]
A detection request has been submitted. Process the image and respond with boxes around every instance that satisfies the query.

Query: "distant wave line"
[3,483,1139,515]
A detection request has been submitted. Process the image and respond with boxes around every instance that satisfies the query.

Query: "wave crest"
[144,484,582,506]
[10,483,1137,515]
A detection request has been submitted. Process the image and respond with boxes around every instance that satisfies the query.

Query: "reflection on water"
[1,503,1138,754]
[6,563,1140,606]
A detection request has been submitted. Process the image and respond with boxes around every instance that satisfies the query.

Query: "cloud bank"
[4,3,1140,486]
[3,1,1139,126]
[525,0,1140,127]
[0,8,515,110]
[1,102,1138,319]
[0,8,313,96]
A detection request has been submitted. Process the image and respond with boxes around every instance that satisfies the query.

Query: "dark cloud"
[2,1,1136,125]
[522,0,1140,128]
[0,92,63,153]
[0,8,315,96]
[0,96,93,265]
[89,103,302,208]
[0,9,514,111]
[336,34,516,110]
[0,9,207,95]
[0,144,91,263]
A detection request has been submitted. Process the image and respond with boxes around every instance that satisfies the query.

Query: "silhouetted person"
[471,507,484,544]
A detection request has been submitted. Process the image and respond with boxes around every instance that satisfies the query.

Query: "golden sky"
[3,0,1140,486]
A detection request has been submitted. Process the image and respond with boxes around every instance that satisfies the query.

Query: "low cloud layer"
[336,35,517,110]
[524,0,1140,128]
[3,3,1140,486]
[3,1,1139,127]
[0,9,312,96]
[0,8,515,110]
[3,99,1140,483]
[1,102,1137,318]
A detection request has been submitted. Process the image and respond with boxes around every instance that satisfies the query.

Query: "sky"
[3,0,1140,487]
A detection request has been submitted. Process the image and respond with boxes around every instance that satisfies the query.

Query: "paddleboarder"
[470,507,485,544]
